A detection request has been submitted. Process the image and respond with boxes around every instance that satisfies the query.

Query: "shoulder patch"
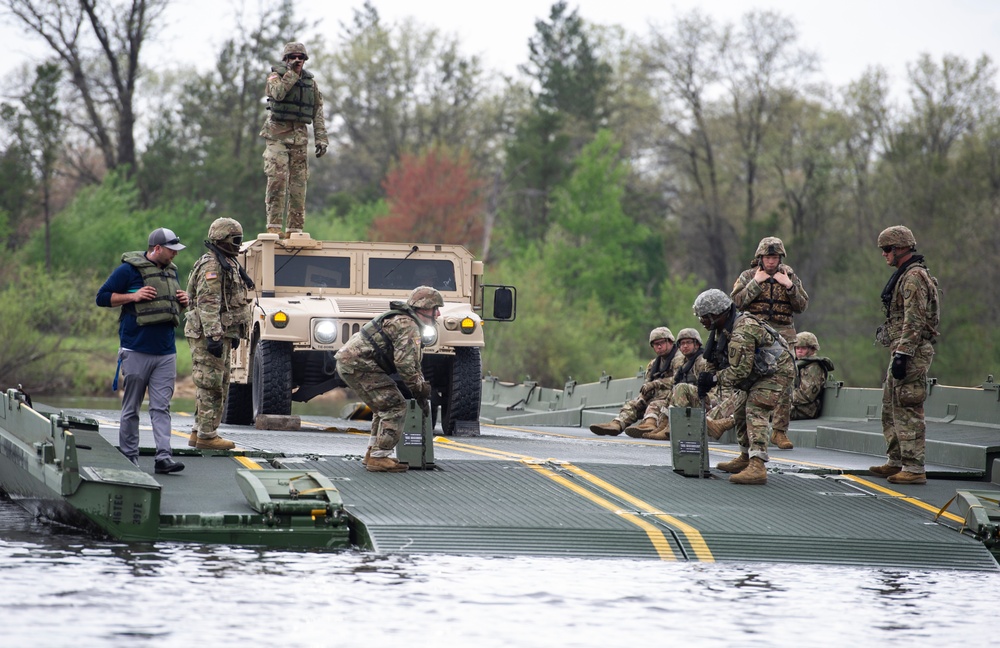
[268,73,280,81]
[206,271,218,280]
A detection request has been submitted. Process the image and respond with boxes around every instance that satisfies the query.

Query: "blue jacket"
[96,258,178,355]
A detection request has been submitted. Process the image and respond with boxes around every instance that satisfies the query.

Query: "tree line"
[0,0,997,395]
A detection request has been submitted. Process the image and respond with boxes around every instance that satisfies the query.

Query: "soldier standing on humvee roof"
[731,236,808,450]
[869,225,939,486]
[261,42,328,237]
[185,218,252,451]
[336,287,441,473]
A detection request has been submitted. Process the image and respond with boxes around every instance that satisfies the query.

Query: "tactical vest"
[795,356,834,386]
[360,302,423,375]
[878,263,940,346]
[736,314,790,391]
[267,64,316,124]
[648,347,677,382]
[121,252,182,327]
[743,271,796,325]
[674,349,704,385]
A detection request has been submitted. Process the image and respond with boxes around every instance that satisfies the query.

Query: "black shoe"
[154,458,185,474]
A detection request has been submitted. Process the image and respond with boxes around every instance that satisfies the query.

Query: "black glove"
[891,353,908,380]
[419,399,431,419]
[231,338,240,350]
[206,337,224,358]
[412,382,431,401]
[697,372,717,399]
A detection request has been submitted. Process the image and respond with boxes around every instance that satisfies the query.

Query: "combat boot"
[366,456,408,473]
[771,431,793,450]
[590,420,623,436]
[362,447,371,466]
[624,418,658,438]
[869,464,902,477]
[887,471,927,485]
[195,435,236,450]
[642,417,670,440]
[188,431,198,448]
[706,415,735,440]
[729,457,767,485]
[266,225,281,236]
[717,452,750,474]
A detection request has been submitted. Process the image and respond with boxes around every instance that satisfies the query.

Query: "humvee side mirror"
[481,284,516,322]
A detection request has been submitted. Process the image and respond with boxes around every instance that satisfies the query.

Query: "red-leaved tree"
[372,146,485,250]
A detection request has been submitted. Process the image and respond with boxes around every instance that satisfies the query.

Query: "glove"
[674,369,685,384]
[419,399,431,419]
[891,353,908,380]
[231,338,240,350]
[412,382,431,401]
[206,337,224,358]
[315,143,328,158]
[639,381,656,399]
[697,372,717,399]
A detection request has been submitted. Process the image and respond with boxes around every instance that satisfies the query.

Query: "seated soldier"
[590,327,678,436]
[790,331,835,420]
[626,327,707,440]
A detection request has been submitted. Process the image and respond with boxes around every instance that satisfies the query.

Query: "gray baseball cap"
[148,227,185,251]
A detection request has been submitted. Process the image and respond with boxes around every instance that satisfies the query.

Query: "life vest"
[359,302,423,375]
[795,356,834,387]
[121,252,182,327]
[743,273,796,325]
[267,64,316,124]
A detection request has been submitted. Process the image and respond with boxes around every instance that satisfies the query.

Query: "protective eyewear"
[880,245,895,253]
[231,236,243,246]
[164,237,181,246]
[286,54,306,61]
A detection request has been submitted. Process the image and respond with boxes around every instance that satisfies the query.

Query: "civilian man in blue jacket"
[96,228,190,474]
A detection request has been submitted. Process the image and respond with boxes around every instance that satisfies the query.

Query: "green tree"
[0,103,37,252]
[21,62,65,271]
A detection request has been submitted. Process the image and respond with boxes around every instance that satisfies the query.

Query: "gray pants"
[119,349,176,461]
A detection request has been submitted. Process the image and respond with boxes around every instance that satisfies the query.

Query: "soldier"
[628,327,708,440]
[870,226,939,485]
[731,236,808,450]
[185,218,253,450]
[335,286,440,473]
[693,289,795,485]
[96,228,190,474]
[590,327,678,437]
[790,331,835,420]
[261,42,329,236]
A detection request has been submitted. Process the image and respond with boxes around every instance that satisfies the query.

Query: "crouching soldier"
[335,286,441,472]
[692,289,795,485]
[791,331,835,420]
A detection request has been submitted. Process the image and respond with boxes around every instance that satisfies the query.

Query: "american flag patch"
[206,271,218,280]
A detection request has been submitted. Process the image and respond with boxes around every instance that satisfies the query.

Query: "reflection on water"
[2,499,997,648]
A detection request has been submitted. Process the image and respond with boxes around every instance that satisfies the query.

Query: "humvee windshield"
[275,254,351,289]
[367,258,457,291]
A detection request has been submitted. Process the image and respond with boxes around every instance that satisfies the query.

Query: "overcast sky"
[2,0,999,98]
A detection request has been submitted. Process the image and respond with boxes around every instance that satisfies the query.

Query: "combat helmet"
[755,236,786,258]
[208,217,243,257]
[676,327,703,346]
[407,285,444,310]
[877,225,916,250]
[795,331,820,351]
[648,327,674,346]
[693,289,733,318]
[282,42,309,60]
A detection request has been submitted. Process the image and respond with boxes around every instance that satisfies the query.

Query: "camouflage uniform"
[646,350,708,424]
[790,357,832,420]
[616,349,678,427]
[709,313,795,461]
[876,237,938,476]
[731,238,808,444]
[260,43,329,234]
[335,304,431,458]
[185,220,251,443]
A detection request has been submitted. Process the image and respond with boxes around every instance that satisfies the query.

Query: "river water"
[3,499,998,648]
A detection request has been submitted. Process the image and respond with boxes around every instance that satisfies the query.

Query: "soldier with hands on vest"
[731,236,808,450]
[693,288,795,485]
[870,225,940,485]
[96,227,190,474]
[790,331,834,420]
[185,218,252,451]
[261,41,329,236]
[335,286,442,473]
[589,327,678,437]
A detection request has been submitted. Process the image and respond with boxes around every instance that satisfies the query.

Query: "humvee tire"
[440,347,482,435]
[252,340,293,418]
[223,382,253,425]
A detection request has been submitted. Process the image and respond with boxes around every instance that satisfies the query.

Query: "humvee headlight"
[421,324,438,347]
[271,311,289,328]
[460,317,476,334]
[313,319,337,344]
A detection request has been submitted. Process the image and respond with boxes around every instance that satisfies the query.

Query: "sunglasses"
[286,54,306,61]
[880,245,895,253]
[164,237,181,246]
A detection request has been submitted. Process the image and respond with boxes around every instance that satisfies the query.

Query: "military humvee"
[222,232,515,435]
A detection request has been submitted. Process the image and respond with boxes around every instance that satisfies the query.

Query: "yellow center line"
[841,474,965,523]
[523,462,678,561]
[439,437,713,561]
[233,456,261,470]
